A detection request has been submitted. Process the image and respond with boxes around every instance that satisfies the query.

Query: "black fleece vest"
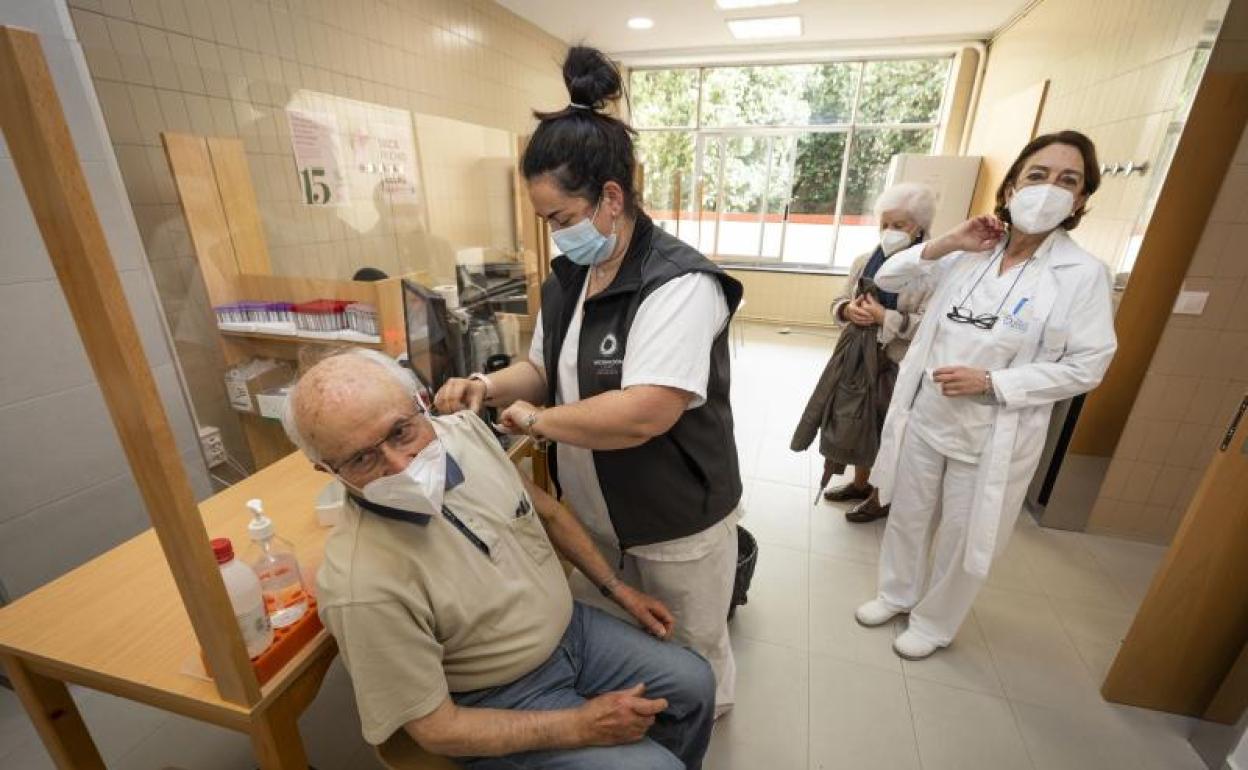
[540,213,744,549]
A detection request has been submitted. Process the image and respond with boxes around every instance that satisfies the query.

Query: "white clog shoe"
[893,629,940,660]
[854,598,901,627]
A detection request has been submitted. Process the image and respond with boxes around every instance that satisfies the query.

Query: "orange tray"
[202,597,324,686]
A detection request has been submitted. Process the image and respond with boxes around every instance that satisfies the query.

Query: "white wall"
[0,0,210,598]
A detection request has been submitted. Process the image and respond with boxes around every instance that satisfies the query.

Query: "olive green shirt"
[318,412,573,745]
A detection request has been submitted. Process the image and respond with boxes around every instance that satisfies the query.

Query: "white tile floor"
[0,323,1211,769]
[714,323,1207,770]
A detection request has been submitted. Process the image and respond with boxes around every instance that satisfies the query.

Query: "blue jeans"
[451,602,716,769]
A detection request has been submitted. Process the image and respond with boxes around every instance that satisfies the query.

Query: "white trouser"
[876,429,1021,646]
[569,527,738,713]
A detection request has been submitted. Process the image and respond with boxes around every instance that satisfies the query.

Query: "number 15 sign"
[287,109,349,207]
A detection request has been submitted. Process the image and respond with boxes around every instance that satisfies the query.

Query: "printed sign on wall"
[287,109,349,207]
[350,120,422,205]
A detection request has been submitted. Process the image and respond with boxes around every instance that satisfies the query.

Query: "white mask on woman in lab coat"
[1008,184,1075,234]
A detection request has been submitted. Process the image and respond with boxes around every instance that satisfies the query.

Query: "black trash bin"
[729,526,758,620]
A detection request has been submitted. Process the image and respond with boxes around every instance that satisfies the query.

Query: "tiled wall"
[0,0,210,598]
[414,111,520,281]
[1087,118,1248,542]
[65,0,568,466]
[969,0,1225,272]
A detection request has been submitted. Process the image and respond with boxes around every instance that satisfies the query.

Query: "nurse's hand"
[498,400,542,435]
[612,584,676,639]
[435,377,487,413]
[932,366,991,397]
[925,215,1006,260]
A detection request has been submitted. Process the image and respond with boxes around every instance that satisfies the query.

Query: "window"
[630,58,952,271]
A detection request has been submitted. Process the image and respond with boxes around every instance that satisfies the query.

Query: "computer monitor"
[402,279,459,394]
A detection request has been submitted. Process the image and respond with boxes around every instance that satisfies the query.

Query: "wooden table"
[0,437,540,769]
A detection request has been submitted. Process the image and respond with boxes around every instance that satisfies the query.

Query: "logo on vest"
[592,332,624,378]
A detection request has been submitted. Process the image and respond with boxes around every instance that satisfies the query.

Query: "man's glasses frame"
[325,406,426,482]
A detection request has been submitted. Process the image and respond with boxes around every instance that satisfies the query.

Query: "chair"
[376,729,463,770]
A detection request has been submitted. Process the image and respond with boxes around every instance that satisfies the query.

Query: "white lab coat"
[870,229,1117,578]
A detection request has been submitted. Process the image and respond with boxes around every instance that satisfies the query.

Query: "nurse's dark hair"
[994,130,1101,230]
[522,46,639,213]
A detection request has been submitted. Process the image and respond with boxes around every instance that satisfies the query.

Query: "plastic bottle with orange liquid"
[244,498,308,628]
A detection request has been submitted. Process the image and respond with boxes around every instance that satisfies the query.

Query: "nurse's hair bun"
[563,46,622,112]
[524,45,639,214]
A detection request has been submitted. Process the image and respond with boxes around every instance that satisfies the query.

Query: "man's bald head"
[281,348,423,466]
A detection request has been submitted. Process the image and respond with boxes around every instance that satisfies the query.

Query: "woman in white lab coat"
[854,130,1118,660]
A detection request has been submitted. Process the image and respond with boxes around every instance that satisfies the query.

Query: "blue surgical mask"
[551,199,617,266]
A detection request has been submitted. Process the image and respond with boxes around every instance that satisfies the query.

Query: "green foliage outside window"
[628,57,950,266]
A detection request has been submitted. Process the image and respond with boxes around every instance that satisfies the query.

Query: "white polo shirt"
[530,273,737,561]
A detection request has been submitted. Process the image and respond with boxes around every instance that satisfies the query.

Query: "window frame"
[629,55,955,274]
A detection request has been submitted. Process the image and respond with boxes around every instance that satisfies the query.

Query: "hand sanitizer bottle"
[244,499,309,628]
[212,537,273,658]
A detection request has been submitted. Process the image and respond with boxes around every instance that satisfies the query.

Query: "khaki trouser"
[568,520,738,713]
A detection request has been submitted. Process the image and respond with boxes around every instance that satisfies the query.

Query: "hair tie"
[569,102,593,110]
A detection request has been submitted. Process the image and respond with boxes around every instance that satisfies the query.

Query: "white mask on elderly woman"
[879,228,913,256]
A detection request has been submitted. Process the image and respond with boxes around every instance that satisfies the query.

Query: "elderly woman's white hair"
[280,347,422,464]
[873,182,937,233]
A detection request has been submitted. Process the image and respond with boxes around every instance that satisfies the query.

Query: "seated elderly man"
[282,349,716,770]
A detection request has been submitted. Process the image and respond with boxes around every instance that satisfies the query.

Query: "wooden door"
[1102,392,1248,721]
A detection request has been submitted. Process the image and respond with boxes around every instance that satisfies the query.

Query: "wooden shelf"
[162,132,425,473]
[218,329,388,372]
[218,329,384,349]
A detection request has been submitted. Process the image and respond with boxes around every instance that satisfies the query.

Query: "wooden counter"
[0,437,539,767]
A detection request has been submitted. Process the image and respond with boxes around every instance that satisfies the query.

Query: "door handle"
[1221,394,1247,452]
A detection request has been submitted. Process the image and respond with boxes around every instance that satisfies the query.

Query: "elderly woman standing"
[855,130,1117,661]
[812,183,937,523]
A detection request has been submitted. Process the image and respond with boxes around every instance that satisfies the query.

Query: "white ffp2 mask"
[360,437,446,515]
[879,228,913,256]
[1008,184,1075,234]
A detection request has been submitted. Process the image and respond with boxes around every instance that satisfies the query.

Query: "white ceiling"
[496,0,1036,64]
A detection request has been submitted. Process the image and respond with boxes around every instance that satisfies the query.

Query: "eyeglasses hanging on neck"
[946,253,1033,331]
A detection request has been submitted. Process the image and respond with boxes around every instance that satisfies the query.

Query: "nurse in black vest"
[435,46,744,716]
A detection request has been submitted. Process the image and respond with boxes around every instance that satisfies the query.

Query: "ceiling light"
[726,15,802,39]
[715,0,799,9]
[627,17,655,30]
